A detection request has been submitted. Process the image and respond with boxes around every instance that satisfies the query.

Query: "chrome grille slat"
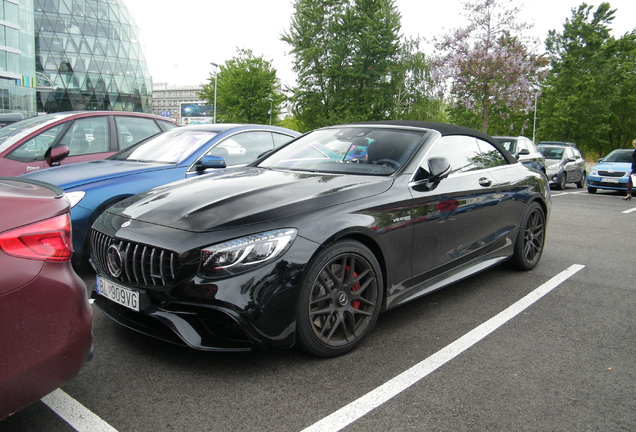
[141,246,149,286]
[132,244,140,285]
[159,249,166,285]
[90,229,180,288]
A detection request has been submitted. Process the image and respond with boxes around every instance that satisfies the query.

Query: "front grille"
[598,170,626,177]
[91,229,181,288]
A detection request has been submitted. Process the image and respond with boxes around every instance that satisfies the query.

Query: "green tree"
[282,0,401,130]
[539,2,636,157]
[391,37,448,122]
[199,49,283,124]
[431,0,548,134]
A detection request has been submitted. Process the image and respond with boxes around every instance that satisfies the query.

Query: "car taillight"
[0,213,73,261]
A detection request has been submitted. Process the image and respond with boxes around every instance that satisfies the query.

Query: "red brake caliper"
[347,265,361,309]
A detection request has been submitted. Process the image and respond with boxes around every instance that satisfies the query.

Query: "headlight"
[65,191,86,208]
[199,228,297,278]
[590,169,597,176]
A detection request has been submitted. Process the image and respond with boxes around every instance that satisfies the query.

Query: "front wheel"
[505,202,546,271]
[295,240,383,357]
[587,187,597,194]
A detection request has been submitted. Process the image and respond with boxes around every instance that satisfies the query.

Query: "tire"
[295,240,383,357]
[505,202,546,271]
[575,172,586,188]
[587,187,597,194]
[556,173,566,190]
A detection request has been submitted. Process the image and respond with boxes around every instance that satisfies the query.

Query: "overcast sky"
[124,0,636,88]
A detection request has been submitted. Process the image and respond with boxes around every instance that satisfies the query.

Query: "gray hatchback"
[538,144,586,189]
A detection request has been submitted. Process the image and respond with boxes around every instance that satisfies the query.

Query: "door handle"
[478,177,492,187]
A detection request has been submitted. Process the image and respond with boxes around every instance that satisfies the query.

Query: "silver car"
[538,144,586,190]
[494,136,546,175]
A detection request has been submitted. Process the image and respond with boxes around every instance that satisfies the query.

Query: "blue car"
[586,149,634,194]
[20,123,300,267]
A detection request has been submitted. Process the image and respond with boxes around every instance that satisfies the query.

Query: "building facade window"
[35,0,152,113]
[0,0,36,118]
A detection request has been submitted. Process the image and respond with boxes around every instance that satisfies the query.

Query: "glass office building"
[0,0,37,118]
[35,0,152,112]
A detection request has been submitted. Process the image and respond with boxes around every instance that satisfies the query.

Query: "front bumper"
[586,176,629,191]
[91,235,318,352]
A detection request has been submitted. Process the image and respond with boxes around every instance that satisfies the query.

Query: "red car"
[0,111,177,177]
[0,177,93,420]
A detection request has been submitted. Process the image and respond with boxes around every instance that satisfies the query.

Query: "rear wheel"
[575,172,586,188]
[295,240,383,357]
[505,202,546,271]
[556,173,567,190]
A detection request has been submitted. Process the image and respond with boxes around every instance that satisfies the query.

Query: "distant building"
[151,83,204,124]
[0,0,37,118]
[35,0,152,113]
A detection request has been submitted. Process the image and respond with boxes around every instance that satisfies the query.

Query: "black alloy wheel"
[505,202,546,271]
[295,240,383,357]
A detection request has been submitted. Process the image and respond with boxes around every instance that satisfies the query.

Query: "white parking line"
[301,264,586,432]
[622,207,636,214]
[550,191,587,197]
[42,389,118,432]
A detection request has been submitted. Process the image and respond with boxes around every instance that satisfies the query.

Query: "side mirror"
[428,157,451,182]
[196,155,226,171]
[411,157,451,192]
[517,148,530,159]
[47,145,70,166]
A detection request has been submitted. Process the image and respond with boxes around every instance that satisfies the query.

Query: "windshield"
[538,146,564,160]
[603,150,633,163]
[0,113,69,153]
[112,128,217,163]
[258,127,425,175]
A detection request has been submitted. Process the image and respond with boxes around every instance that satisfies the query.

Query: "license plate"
[601,177,619,183]
[95,276,140,312]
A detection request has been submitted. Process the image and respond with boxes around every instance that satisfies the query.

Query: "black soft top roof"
[351,120,517,164]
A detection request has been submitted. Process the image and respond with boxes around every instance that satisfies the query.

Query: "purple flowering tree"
[431,0,548,134]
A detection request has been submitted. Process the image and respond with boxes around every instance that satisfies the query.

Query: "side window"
[428,136,483,174]
[476,139,507,168]
[57,117,110,155]
[208,132,275,166]
[115,117,162,150]
[9,124,66,161]
[272,132,295,148]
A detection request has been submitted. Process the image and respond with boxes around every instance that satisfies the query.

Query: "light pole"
[532,90,539,143]
[268,98,273,125]
[210,62,218,124]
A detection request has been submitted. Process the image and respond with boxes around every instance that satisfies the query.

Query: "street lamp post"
[210,62,218,124]
[268,98,273,125]
[532,91,539,143]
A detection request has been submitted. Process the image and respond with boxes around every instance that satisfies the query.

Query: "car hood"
[20,159,175,189]
[109,167,393,232]
[590,161,632,172]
